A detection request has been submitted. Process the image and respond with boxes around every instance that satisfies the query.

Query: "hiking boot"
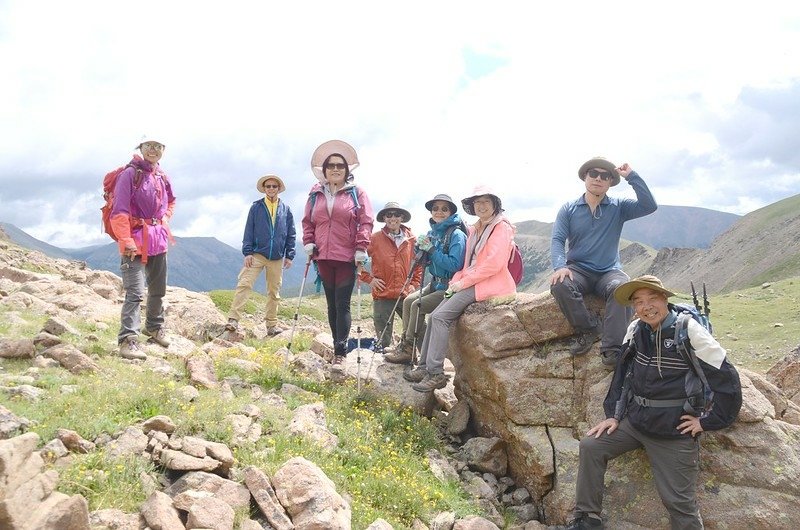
[384,342,413,364]
[570,328,601,356]
[566,513,603,529]
[143,327,170,348]
[225,318,238,332]
[600,350,618,370]
[119,337,146,360]
[412,372,449,392]
[403,366,427,383]
[266,326,283,336]
[332,355,346,367]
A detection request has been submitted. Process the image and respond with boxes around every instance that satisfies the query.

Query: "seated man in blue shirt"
[550,157,657,367]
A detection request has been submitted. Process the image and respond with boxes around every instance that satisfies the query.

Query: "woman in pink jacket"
[302,140,374,365]
[408,185,516,392]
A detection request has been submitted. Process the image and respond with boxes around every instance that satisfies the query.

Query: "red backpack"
[101,164,142,240]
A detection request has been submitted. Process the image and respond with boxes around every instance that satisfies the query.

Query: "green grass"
[1,327,480,528]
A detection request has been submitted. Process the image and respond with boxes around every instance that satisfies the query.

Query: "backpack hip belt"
[130,216,172,264]
[633,394,695,408]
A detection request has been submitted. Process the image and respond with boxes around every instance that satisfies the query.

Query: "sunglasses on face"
[141,142,164,152]
[263,184,279,189]
[384,211,402,218]
[586,169,612,181]
[430,206,450,213]
[325,163,347,170]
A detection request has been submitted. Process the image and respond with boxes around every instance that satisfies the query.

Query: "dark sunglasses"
[325,163,347,170]
[263,184,280,189]
[383,211,403,218]
[587,169,612,181]
[430,206,450,212]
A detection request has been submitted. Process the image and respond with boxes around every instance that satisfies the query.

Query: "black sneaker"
[566,513,603,529]
[569,328,601,356]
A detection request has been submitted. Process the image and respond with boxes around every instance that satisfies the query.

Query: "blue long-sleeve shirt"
[550,171,656,273]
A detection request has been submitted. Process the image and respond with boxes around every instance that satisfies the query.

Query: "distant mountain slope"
[650,194,800,294]
[622,205,740,249]
[0,222,309,294]
[0,222,73,260]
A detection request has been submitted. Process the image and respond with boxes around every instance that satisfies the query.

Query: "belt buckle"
[149,217,158,225]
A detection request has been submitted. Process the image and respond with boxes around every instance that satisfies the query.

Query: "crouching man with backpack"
[110,135,176,360]
[567,275,742,530]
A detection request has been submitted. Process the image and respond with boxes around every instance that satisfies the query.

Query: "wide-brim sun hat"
[256,174,286,194]
[578,156,620,186]
[376,201,411,223]
[424,193,458,214]
[613,275,676,306]
[136,134,165,149]
[311,140,360,183]
[461,185,502,216]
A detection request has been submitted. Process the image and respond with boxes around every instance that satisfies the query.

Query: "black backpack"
[673,303,742,424]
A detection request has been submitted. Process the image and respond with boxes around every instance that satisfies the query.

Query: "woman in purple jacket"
[302,140,374,365]
[110,134,176,360]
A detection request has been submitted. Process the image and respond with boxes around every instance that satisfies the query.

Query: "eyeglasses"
[430,206,450,213]
[586,169,612,181]
[141,142,164,152]
[263,184,280,189]
[325,163,347,170]
[383,211,402,218]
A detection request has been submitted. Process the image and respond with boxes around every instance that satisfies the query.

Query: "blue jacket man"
[550,157,657,366]
[226,174,296,336]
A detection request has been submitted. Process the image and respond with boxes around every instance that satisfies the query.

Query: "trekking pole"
[355,272,364,393]
[690,281,701,313]
[365,252,427,379]
[702,283,711,317]
[286,258,312,366]
[409,267,427,369]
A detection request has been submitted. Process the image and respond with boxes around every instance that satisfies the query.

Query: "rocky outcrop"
[449,291,800,528]
[0,432,90,529]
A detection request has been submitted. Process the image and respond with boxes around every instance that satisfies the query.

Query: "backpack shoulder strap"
[676,312,714,412]
[349,186,360,209]
[443,223,459,253]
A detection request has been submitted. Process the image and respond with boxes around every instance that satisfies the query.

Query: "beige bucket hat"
[311,140,360,183]
[578,156,621,186]
[256,174,286,193]
[614,275,676,305]
[376,201,411,223]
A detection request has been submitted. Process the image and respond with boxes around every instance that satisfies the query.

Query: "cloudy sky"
[1,1,799,250]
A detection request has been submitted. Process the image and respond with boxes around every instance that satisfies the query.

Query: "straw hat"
[614,275,676,306]
[376,201,411,223]
[311,140,360,183]
[256,175,286,193]
[578,157,620,186]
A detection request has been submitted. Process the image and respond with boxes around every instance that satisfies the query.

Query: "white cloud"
[1,0,800,249]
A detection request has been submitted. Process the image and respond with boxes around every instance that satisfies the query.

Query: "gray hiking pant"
[418,286,475,375]
[401,284,446,351]
[118,253,167,343]
[373,298,404,348]
[550,266,632,355]
[575,417,703,530]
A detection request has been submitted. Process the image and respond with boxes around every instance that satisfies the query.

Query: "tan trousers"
[228,253,283,326]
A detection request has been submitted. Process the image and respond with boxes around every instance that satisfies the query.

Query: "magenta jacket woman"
[301,140,374,364]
